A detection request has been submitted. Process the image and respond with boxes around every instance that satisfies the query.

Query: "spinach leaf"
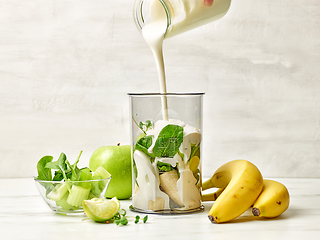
[66,151,83,181]
[46,153,68,181]
[51,168,72,181]
[135,135,155,161]
[153,125,183,158]
[44,151,85,182]
[36,156,55,193]
[66,160,80,181]
[36,156,53,181]
[45,161,60,170]
[57,152,68,180]
[157,161,175,172]
[52,170,64,181]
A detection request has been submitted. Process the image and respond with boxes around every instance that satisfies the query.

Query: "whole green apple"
[89,144,132,200]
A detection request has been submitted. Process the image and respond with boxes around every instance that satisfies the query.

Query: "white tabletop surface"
[1,178,319,240]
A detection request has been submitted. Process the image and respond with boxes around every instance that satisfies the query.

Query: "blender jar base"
[129,205,205,215]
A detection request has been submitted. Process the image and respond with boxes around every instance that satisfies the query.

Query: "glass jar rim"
[133,0,171,37]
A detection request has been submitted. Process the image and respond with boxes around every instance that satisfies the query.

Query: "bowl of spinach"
[34,151,111,214]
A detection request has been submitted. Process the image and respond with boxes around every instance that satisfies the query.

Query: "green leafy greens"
[133,119,189,178]
[153,124,183,158]
[134,122,184,173]
[43,152,82,182]
[35,151,111,211]
[157,161,176,173]
[36,156,53,181]
[135,135,155,161]
[110,209,148,226]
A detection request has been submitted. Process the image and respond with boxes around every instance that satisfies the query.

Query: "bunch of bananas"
[202,160,290,223]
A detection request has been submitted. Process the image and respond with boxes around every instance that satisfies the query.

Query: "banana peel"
[202,188,225,202]
[252,179,290,218]
[206,160,264,223]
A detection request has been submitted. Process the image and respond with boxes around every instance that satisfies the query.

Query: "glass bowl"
[34,177,111,214]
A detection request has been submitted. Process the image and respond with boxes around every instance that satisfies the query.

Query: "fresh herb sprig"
[114,216,129,226]
[139,120,153,133]
[135,215,148,224]
[108,209,148,226]
[112,209,128,226]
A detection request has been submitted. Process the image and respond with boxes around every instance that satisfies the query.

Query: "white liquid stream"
[142,0,169,121]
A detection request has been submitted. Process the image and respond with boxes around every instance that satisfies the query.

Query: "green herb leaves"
[134,123,184,171]
[67,151,82,181]
[36,155,55,192]
[157,161,175,173]
[114,216,129,226]
[36,156,54,181]
[35,151,86,182]
[135,135,155,160]
[153,125,183,158]
[44,153,68,181]
[111,209,148,226]
[134,215,148,224]
[139,120,153,133]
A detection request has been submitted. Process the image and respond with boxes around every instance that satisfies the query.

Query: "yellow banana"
[252,179,290,218]
[202,188,225,201]
[206,160,264,223]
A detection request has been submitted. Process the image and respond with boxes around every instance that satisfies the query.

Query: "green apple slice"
[83,197,120,222]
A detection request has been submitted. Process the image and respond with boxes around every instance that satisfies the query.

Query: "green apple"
[89,144,132,200]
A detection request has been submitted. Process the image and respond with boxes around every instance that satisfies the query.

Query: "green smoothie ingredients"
[132,119,202,211]
[35,151,111,211]
[35,150,149,225]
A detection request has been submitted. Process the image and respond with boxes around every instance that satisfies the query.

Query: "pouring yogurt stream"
[131,0,230,212]
[142,0,214,121]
